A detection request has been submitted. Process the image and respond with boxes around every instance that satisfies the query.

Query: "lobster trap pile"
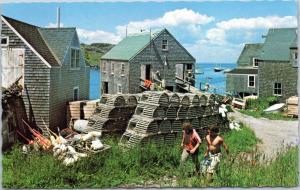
[86,94,138,133]
[119,91,229,148]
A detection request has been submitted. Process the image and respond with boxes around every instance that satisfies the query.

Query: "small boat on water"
[214,64,224,72]
[223,68,232,73]
[264,103,285,113]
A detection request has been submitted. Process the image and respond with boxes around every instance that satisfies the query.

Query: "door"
[103,82,108,94]
[146,65,151,80]
[1,48,25,88]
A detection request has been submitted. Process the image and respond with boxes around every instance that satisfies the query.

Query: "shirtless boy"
[204,125,229,181]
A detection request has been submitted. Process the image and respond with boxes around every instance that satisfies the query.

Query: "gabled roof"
[39,28,76,63]
[259,28,297,61]
[237,43,264,65]
[2,15,60,67]
[101,31,160,61]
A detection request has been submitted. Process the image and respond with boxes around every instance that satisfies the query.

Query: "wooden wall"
[1,21,51,128]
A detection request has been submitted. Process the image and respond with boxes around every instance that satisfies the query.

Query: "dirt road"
[228,111,298,161]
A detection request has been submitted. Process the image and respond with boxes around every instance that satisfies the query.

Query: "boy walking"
[180,122,201,174]
[204,126,229,182]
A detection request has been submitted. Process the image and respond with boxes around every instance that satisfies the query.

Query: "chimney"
[57,7,60,28]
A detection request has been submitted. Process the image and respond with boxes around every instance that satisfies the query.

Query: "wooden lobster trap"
[165,105,178,119]
[199,94,208,106]
[143,91,170,107]
[166,93,180,107]
[134,103,165,119]
[186,93,200,106]
[178,94,190,107]
[158,120,172,134]
[127,116,159,135]
[177,106,189,119]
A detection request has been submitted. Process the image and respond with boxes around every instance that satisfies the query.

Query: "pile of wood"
[286,96,298,117]
[119,91,229,149]
[87,94,138,133]
[67,99,99,125]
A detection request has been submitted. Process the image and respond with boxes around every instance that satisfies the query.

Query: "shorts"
[207,152,222,174]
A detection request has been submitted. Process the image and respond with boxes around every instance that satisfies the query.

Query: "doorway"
[145,65,151,80]
[103,82,108,94]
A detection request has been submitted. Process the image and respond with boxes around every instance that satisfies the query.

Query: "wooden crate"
[286,96,298,117]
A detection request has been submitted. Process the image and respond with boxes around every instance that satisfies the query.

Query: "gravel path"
[228,111,298,161]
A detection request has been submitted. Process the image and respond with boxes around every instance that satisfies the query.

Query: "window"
[121,63,125,75]
[292,52,298,67]
[102,62,107,73]
[294,52,298,60]
[274,82,282,96]
[248,75,255,87]
[162,40,168,51]
[186,64,192,70]
[73,87,79,101]
[117,84,122,94]
[253,58,259,67]
[1,36,8,46]
[71,48,80,68]
[111,63,114,74]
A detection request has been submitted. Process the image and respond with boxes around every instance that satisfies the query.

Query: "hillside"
[81,43,115,67]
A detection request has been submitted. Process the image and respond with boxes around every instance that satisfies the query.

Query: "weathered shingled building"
[226,28,297,101]
[1,15,90,130]
[100,29,196,94]
[226,43,263,97]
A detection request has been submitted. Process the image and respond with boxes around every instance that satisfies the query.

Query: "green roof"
[101,31,160,61]
[39,28,76,64]
[237,43,264,65]
[259,28,297,61]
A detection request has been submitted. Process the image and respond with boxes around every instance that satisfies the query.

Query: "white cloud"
[46,22,64,28]
[77,28,121,44]
[216,16,297,30]
[116,8,214,35]
[206,28,226,44]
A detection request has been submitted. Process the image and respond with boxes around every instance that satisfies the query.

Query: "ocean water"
[89,63,236,99]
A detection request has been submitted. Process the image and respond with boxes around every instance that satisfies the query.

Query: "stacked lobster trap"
[119,91,229,148]
[86,94,138,133]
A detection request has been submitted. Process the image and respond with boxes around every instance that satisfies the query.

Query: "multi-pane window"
[102,62,107,72]
[253,58,259,67]
[121,63,125,75]
[73,87,79,101]
[117,84,122,94]
[162,40,168,51]
[111,63,114,74]
[274,82,282,96]
[1,36,8,46]
[248,75,255,87]
[71,48,80,68]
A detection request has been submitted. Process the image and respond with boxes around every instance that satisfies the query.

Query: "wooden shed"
[100,28,196,94]
[1,15,90,131]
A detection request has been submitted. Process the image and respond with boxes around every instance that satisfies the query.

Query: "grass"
[239,97,297,121]
[2,126,298,188]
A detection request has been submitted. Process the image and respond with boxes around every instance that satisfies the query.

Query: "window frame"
[102,61,107,73]
[73,87,79,101]
[273,82,282,96]
[70,48,80,69]
[162,39,168,51]
[117,84,122,94]
[1,36,9,47]
[247,75,255,88]
[111,62,115,75]
[121,63,125,76]
[252,57,259,68]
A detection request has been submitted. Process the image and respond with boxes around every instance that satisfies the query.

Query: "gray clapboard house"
[226,43,263,97]
[258,28,297,101]
[1,15,90,130]
[100,29,196,94]
[226,28,297,101]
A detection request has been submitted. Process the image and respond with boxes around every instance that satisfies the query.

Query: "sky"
[1,0,298,63]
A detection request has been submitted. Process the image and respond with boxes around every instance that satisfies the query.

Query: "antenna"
[57,7,60,28]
